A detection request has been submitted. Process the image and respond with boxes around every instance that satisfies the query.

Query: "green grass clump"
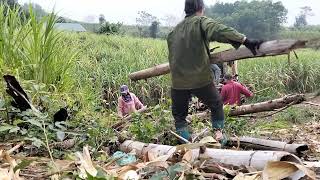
[0,6,77,93]
[239,49,320,102]
[1,5,320,144]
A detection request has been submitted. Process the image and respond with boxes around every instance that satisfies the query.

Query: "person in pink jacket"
[117,85,146,118]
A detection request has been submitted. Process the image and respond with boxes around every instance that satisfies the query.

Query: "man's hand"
[243,39,264,56]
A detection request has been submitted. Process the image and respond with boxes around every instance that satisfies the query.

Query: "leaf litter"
[0,134,318,180]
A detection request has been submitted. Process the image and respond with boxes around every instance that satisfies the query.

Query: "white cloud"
[18,0,320,25]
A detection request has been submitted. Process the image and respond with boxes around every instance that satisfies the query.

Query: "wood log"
[187,94,305,121]
[120,140,302,170]
[129,39,307,81]
[228,137,309,155]
[229,94,305,116]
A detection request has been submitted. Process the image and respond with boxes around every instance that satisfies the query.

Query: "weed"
[128,101,174,143]
[223,106,248,135]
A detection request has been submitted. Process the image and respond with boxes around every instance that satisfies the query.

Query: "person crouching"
[117,85,146,118]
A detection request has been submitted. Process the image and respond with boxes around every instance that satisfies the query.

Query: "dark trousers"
[171,82,225,131]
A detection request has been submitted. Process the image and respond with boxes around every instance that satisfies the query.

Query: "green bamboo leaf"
[26,119,42,128]
[0,125,15,132]
[24,137,45,148]
[0,99,5,108]
[9,126,20,133]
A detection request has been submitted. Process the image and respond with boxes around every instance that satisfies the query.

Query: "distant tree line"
[205,0,287,39]
[3,0,317,40]
[1,0,68,22]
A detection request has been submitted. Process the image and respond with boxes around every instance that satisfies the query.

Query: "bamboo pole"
[228,137,309,155]
[120,140,302,170]
[129,39,307,81]
[186,94,305,121]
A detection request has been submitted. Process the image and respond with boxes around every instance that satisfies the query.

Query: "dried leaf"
[233,172,261,180]
[199,136,221,148]
[75,146,97,178]
[117,165,140,180]
[118,170,139,180]
[176,143,206,152]
[146,161,169,169]
[147,151,157,162]
[0,168,11,180]
[200,136,218,144]
[182,150,193,163]
[178,171,184,180]
[3,153,23,180]
[218,165,237,176]
[154,154,171,162]
[202,172,228,180]
[117,165,139,174]
[262,161,316,180]
[304,161,320,168]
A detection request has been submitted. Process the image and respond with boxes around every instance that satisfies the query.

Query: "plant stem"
[42,120,58,170]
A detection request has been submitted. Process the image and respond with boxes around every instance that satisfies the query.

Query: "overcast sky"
[18,0,320,26]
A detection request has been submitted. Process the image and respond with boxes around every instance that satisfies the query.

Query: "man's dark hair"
[185,0,204,17]
[224,74,233,81]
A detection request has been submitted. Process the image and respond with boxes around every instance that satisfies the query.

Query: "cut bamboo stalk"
[228,137,309,155]
[120,140,302,170]
[129,39,307,81]
[186,94,305,121]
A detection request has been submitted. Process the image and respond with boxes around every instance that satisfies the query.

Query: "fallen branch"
[169,130,191,144]
[229,94,305,116]
[129,39,307,81]
[252,101,296,118]
[228,137,309,155]
[187,94,305,121]
[6,142,24,156]
[120,140,302,170]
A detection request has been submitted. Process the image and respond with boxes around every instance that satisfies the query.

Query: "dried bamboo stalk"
[228,137,309,155]
[120,140,302,170]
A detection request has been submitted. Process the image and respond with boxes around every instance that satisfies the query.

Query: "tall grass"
[279,30,320,40]
[239,49,320,101]
[68,33,169,108]
[0,5,77,93]
[58,32,320,108]
[1,4,320,113]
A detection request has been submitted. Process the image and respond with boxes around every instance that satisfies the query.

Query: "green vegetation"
[280,25,320,40]
[0,4,320,158]
[240,49,320,101]
[205,0,287,39]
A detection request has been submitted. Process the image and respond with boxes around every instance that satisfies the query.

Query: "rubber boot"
[176,127,191,144]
